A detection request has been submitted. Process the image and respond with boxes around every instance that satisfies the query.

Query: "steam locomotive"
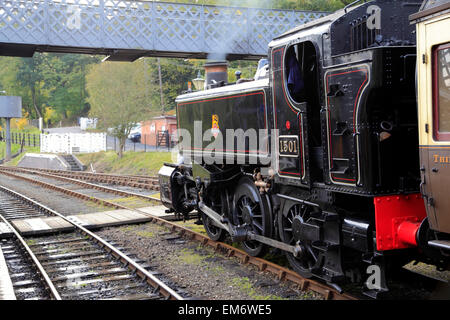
[159,0,450,297]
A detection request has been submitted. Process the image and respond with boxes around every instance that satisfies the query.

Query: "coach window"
[433,43,450,141]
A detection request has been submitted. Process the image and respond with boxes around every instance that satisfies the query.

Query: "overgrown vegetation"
[228,277,287,300]
[179,248,215,265]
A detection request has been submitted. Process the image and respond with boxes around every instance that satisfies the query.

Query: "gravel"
[97,222,322,300]
[0,174,110,216]
[13,172,126,201]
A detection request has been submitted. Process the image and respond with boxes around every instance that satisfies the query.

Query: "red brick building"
[141,115,177,147]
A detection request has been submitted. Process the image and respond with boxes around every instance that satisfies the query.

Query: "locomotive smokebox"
[204,61,228,89]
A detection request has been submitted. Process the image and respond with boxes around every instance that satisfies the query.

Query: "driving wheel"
[279,203,320,278]
[233,177,272,257]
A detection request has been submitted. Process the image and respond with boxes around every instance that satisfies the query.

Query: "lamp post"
[192,71,205,91]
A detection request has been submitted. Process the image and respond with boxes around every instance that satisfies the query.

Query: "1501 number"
[279,137,299,157]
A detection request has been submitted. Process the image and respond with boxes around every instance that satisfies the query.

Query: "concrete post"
[5,118,11,161]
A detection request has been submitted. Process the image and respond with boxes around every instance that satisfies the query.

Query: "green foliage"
[42,54,100,120]
[0,53,101,121]
[146,58,197,112]
[272,0,349,11]
[86,60,158,156]
[166,0,349,11]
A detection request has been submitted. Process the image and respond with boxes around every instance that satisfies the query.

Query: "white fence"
[40,133,107,154]
[79,117,98,130]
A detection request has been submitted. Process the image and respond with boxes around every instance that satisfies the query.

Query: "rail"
[0,184,183,300]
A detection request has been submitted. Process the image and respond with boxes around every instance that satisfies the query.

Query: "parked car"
[129,132,141,143]
[127,123,142,142]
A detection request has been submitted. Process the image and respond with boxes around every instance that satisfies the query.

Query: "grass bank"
[0,142,40,163]
[0,125,41,162]
[0,125,41,135]
[77,151,173,176]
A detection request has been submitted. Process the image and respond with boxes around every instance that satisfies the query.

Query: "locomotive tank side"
[175,79,271,165]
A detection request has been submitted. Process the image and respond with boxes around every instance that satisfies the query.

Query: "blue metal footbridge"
[0,0,327,61]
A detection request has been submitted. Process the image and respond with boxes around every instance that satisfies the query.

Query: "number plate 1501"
[279,136,299,157]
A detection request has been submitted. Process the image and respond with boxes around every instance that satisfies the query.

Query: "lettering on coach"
[433,154,450,164]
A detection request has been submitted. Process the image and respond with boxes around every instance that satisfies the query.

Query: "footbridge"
[0,0,327,61]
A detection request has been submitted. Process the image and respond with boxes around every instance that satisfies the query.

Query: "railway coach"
[159,0,450,298]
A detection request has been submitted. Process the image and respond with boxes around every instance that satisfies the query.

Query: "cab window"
[284,42,318,105]
[285,45,305,103]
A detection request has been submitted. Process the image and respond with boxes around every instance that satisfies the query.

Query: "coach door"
[271,41,321,185]
[418,15,450,234]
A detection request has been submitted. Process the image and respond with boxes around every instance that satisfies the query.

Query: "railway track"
[0,166,159,191]
[0,167,357,300]
[0,217,59,300]
[0,185,184,300]
[0,166,159,205]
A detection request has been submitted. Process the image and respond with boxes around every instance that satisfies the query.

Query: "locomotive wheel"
[201,190,228,242]
[279,203,319,278]
[233,177,272,257]
[201,212,226,242]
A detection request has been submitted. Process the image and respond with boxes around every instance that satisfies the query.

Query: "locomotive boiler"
[159,0,450,297]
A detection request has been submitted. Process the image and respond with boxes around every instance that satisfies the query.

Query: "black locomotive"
[159,0,449,297]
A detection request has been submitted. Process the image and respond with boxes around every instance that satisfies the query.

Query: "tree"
[0,53,100,123]
[42,54,101,120]
[146,58,197,112]
[86,59,157,158]
[15,54,47,119]
[0,55,47,119]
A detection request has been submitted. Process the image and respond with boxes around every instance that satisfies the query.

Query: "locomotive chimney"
[204,61,228,89]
